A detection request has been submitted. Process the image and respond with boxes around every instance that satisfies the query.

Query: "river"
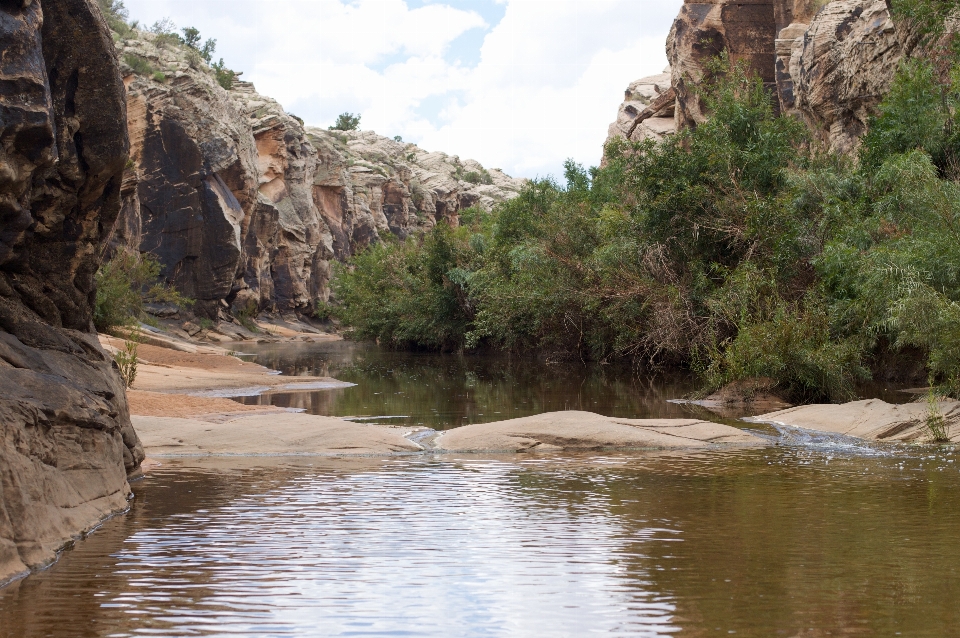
[0,342,956,637]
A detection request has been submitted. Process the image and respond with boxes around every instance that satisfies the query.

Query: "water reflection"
[3,449,960,637]
[234,341,756,429]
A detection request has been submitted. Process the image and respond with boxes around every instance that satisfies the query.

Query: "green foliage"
[95,251,192,332]
[462,169,494,185]
[152,71,166,83]
[332,224,479,351]
[331,52,960,404]
[212,58,238,90]
[859,59,960,172]
[113,330,141,389]
[330,112,361,131]
[394,135,403,142]
[890,0,960,40]
[123,54,155,76]
[97,0,133,37]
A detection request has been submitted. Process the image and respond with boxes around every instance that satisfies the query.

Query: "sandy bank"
[434,411,765,452]
[749,399,960,443]
[127,390,287,419]
[134,413,421,456]
[100,336,351,396]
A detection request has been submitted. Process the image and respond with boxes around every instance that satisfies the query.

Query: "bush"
[95,251,192,332]
[333,224,479,351]
[330,112,361,131]
[212,58,238,90]
[97,0,134,37]
[330,50,960,402]
[124,54,154,76]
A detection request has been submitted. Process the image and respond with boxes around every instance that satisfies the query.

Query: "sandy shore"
[100,335,352,396]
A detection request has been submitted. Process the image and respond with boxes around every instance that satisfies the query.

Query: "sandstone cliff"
[111,30,524,320]
[606,0,951,157]
[0,0,144,586]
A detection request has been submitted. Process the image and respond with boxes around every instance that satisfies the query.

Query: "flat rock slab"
[134,414,422,457]
[749,399,960,443]
[434,411,764,452]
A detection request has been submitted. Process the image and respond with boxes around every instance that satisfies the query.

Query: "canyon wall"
[609,0,936,155]
[112,31,524,320]
[0,0,144,586]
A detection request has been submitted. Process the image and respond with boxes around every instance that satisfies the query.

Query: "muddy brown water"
[2,343,956,637]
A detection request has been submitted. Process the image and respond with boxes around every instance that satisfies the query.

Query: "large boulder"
[0,0,144,586]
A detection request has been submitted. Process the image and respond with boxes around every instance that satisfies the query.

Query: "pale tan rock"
[792,0,901,154]
[134,414,422,456]
[603,70,677,154]
[749,399,960,443]
[435,411,764,452]
[668,0,778,129]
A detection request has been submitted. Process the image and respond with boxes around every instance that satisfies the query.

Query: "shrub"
[152,72,166,83]
[330,112,361,131]
[212,58,238,90]
[333,223,479,351]
[95,251,192,332]
[97,0,133,37]
[123,54,154,76]
[113,330,141,389]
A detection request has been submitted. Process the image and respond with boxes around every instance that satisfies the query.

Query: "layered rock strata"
[0,0,144,586]
[111,31,524,319]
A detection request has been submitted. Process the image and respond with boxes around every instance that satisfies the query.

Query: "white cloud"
[123,0,682,178]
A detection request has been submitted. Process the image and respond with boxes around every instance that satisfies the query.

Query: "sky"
[123,0,682,180]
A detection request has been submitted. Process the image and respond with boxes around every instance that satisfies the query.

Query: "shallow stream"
[1,343,956,637]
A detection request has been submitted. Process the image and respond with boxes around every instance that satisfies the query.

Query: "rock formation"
[604,69,677,148]
[647,0,950,155]
[110,30,524,320]
[0,0,144,586]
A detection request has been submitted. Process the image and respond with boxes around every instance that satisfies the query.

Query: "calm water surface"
[2,449,960,637]
[232,342,797,428]
[1,344,953,637]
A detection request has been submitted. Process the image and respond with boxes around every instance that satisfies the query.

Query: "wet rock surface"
[0,0,144,586]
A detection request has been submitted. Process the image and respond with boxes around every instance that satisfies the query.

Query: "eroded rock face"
[0,0,144,586]
[668,0,778,128]
[792,0,901,153]
[111,31,524,319]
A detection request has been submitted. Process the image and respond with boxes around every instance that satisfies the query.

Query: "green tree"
[330,112,361,131]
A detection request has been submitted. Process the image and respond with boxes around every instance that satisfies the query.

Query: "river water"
[1,343,957,637]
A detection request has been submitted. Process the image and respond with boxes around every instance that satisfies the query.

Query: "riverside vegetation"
[333,30,960,405]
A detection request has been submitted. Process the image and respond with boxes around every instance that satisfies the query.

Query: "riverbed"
[1,343,956,637]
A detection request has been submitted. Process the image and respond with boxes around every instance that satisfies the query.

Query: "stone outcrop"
[655,0,954,154]
[604,70,677,149]
[0,0,144,586]
[110,30,524,319]
[791,0,901,153]
[435,411,764,452]
[667,0,780,128]
[749,399,960,443]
